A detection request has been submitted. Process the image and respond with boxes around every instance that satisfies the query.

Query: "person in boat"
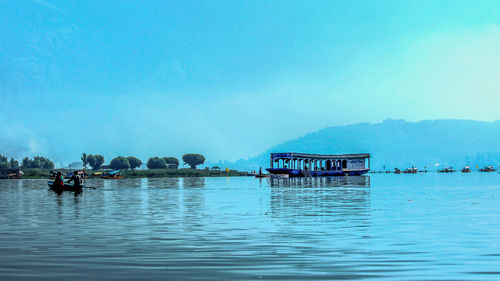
[52,172,64,190]
[66,171,82,190]
[259,167,262,175]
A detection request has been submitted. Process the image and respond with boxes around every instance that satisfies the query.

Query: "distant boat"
[255,173,270,178]
[461,166,471,173]
[60,170,88,179]
[101,170,122,179]
[403,167,418,174]
[0,169,23,179]
[394,168,402,174]
[438,167,455,173]
[90,172,103,177]
[479,165,495,172]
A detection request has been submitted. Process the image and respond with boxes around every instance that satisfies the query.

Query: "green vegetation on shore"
[18,168,247,179]
[121,168,246,178]
[0,155,53,170]
[1,152,246,179]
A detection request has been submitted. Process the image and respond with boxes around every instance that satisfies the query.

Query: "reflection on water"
[183,177,205,188]
[269,175,370,188]
[269,177,370,223]
[1,174,500,280]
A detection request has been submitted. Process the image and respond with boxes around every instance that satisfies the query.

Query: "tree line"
[1,153,206,170]
[0,154,53,169]
[102,153,205,170]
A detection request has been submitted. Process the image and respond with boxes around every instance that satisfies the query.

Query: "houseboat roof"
[270,152,370,160]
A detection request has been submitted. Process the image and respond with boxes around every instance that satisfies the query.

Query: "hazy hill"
[224,119,500,171]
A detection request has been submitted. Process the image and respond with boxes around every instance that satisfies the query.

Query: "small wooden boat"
[47,182,82,192]
[101,170,122,179]
[255,173,270,178]
[461,166,471,173]
[394,168,402,174]
[90,172,103,178]
[479,165,495,172]
[0,169,23,179]
[403,167,418,174]
[6,173,22,179]
[438,167,455,173]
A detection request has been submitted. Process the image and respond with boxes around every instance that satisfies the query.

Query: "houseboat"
[266,152,370,177]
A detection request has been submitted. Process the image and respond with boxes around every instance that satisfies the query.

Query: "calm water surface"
[1,174,499,280]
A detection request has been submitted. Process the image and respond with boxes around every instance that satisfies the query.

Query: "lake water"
[1,174,499,280]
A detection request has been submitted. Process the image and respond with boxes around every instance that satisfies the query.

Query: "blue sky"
[1,0,499,166]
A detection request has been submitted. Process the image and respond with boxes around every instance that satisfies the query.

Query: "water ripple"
[1,174,500,280]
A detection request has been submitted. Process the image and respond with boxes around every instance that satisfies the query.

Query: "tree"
[87,154,94,168]
[35,156,54,169]
[109,156,130,170]
[43,160,54,169]
[32,156,44,168]
[22,157,31,168]
[88,154,105,170]
[182,153,205,169]
[0,154,10,169]
[147,157,167,169]
[10,158,19,169]
[21,156,54,169]
[163,157,179,169]
[81,153,88,170]
[127,156,142,169]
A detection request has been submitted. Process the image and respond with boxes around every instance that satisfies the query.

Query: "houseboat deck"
[266,152,370,177]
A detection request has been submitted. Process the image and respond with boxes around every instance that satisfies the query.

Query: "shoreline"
[6,168,249,179]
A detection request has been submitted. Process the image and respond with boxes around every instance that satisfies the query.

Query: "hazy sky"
[1,0,499,166]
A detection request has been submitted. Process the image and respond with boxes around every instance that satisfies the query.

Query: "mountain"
[223,119,500,171]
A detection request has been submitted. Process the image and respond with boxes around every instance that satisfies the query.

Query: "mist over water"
[1,174,499,280]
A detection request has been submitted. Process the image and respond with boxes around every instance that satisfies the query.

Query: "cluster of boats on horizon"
[383,165,497,174]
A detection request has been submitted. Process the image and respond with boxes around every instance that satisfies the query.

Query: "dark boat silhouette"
[438,167,455,173]
[479,165,495,172]
[47,181,83,192]
[403,167,418,174]
[461,166,471,173]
